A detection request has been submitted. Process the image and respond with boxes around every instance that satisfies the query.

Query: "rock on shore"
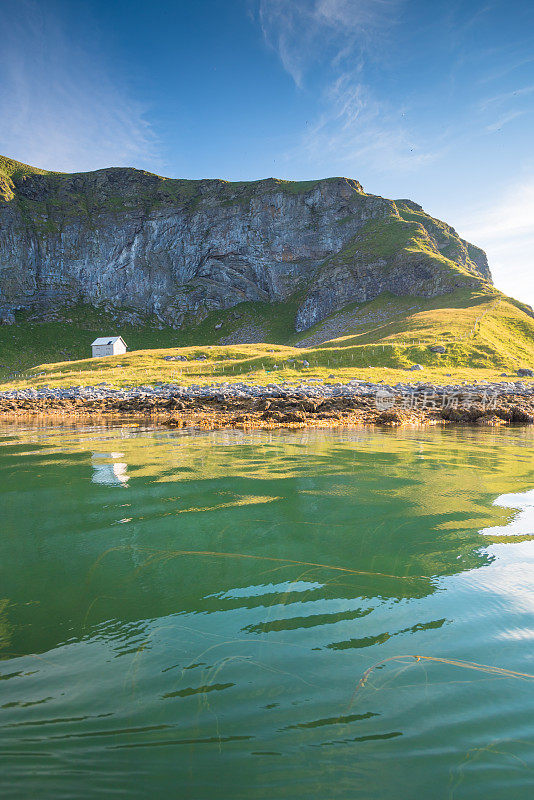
[1,380,532,428]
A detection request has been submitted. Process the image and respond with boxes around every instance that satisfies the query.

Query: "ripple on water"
[0,424,533,800]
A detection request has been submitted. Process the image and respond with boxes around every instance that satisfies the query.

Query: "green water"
[0,425,533,799]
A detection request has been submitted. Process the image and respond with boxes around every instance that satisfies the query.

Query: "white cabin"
[91,336,127,358]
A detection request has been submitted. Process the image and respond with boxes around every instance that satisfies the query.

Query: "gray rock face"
[0,162,492,332]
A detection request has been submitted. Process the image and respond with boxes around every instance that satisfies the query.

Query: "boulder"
[375,409,404,425]
[429,345,446,353]
[517,368,534,377]
[510,406,534,424]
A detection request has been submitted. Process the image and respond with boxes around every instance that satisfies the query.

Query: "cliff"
[0,155,492,332]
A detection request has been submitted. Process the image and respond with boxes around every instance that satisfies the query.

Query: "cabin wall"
[92,345,114,357]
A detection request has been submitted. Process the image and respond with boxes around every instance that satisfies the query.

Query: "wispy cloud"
[257,0,438,175]
[298,73,439,174]
[479,84,534,111]
[477,85,534,137]
[485,110,525,133]
[258,0,398,87]
[477,56,534,85]
[0,0,158,172]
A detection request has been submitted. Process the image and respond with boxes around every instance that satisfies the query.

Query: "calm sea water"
[0,424,533,799]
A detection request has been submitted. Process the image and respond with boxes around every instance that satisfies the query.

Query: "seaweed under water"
[0,424,533,799]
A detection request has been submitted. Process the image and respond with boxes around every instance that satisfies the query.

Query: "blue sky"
[1,0,533,306]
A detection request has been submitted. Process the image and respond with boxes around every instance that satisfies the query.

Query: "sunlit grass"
[0,288,532,390]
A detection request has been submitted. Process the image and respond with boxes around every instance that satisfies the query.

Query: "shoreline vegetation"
[1,381,533,428]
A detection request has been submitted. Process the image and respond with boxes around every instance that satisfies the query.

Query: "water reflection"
[91,451,129,486]
[482,488,534,538]
[0,425,533,800]
[0,426,532,658]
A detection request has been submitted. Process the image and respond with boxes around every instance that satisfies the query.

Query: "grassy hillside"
[1,289,532,390]
[0,155,53,202]
[1,155,529,390]
[293,289,534,368]
[320,216,479,286]
[0,300,303,377]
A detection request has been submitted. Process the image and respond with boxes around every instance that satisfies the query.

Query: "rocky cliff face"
[0,156,491,331]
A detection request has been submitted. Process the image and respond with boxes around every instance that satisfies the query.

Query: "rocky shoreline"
[1,380,533,428]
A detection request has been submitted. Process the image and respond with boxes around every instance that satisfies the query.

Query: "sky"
[1,0,533,307]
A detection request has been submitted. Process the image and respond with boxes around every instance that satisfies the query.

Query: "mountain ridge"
[0,155,493,334]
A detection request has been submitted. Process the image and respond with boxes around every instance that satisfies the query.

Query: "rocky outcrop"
[0,156,492,332]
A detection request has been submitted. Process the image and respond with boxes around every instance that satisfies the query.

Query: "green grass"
[0,155,52,180]
[339,217,417,261]
[1,289,532,391]
[0,155,54,202]
[395,200,488,278]
[3,345,531,392]
[316,215,479,287]
[0,299,302,378]
[293,290,534,370]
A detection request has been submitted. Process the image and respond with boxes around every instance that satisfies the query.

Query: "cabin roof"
[91,336,126,347]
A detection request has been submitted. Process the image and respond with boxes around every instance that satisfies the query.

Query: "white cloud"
[298,72,439,175]
[258,0,398,87]
[0,0,158,172]
[462,179,534,308]
[257,0,437,175]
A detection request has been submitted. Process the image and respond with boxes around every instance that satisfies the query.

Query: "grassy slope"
[326,217,473,282]
[295,289,534,364]
[0,156,51,177]
[394,200,487,277]
[0,300,302,377]
[1,289,533,390]
[0,155,53,201]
